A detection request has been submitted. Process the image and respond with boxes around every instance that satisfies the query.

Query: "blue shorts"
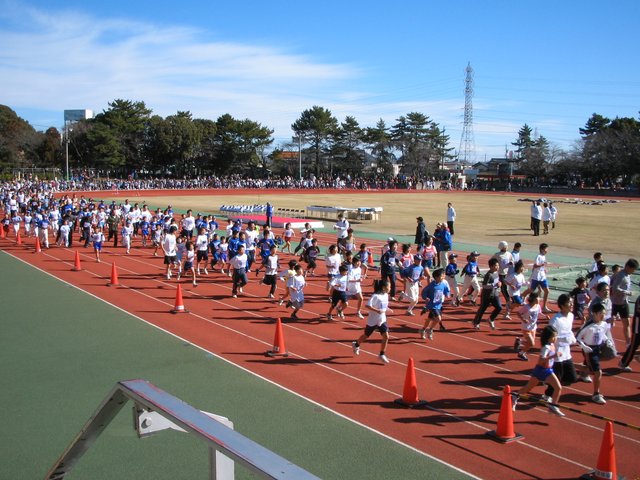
[331,290,348,306]
[583,344,602,373]
[530,279,548,290]
[531,365,554,382]
[94,242,102,251]
[511,295,523,305]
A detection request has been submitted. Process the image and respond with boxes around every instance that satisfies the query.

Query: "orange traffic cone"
[266,318,288,357]
[72,251,82,271]
[171,284,188,313]
[394,357,428,407]
[580,421,617,480]
[486,385,524,443]
[0,226,5,239]
[34,236,42,253]
[16,231,22,245]
[367,248,374,267]
[107,262,120,286]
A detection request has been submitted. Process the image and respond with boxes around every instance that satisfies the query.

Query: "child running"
[352,279,393,364]
[445,253,460,306]
[404,255,426,316]
[347,257,365,318]
[326,264,349,321]
[91,225,105,263]
[504,260,526,320]
[515,292,543,361]
[262,245,279,299]
[570,276,591,325]
[288,264,306,319]
[183,241,197,287]
[282,222,294,254]
[575,303,610,404]
[419,268,450,340]
[512,325,565,417]
[278,259,298,306]
[473,257,502,330]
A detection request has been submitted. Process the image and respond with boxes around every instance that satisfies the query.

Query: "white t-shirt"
[162,234,177,256]
[506,272,526,297]
[347,266,362,295]
[519,303,541,331]
[531,254,547,281]
[289,275,306,304]
[196,234,209,252]
[366,293,389,327]
[325,253,341,275]
[548,312,576,360]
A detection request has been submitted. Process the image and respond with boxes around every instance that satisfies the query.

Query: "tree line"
[1,101,638,186]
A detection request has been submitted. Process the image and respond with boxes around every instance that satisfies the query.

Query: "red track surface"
[3,218,639,479]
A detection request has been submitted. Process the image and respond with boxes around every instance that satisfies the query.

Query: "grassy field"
[114,190,640,263]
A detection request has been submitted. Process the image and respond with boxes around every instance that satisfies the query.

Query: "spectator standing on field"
[265,202,273,228]
[414,216,428,250]
[447,202,456,235]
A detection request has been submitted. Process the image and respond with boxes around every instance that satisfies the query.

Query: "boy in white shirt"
[522,243,551,313]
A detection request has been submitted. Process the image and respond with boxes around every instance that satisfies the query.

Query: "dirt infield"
[98,189,640,262]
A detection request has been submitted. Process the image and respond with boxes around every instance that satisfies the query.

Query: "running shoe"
[378,353,389,364]
[406,309,415,316]
[419,328,426,340]
[514,337,522,351]
[356,311,364,319]
[618,361,632,372]
[592,393,606,405]
[504,314,511,320]
[540,394,551,403]
[517,351,528,361]
[511,393,519,411]
[579,374,592,383]
[427,329,434,340]
[489,320,496,330]
[352,341,360,355]
[547,404,565,417]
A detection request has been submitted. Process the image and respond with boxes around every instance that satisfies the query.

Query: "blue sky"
[1,0,639,160]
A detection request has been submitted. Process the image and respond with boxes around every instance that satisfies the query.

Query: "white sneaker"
[504,314,511,320]
[406,309,415,316]
[541,394,552,403]
[419,328,426,340]
[352,341,360,355]
[204,268,208,275]
[580,374,592,383]
[592,393,606,405]
[356,311,364,319]
[511,393,519,411]
[619,361,632,372]
[489,320,496,330]
[547,404,565,417]
[378,353,389,364]
[427,329,434,341]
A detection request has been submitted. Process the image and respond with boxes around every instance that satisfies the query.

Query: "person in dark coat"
[414,216,429,249]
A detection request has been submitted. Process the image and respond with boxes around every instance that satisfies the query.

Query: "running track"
[3,194,639,479]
